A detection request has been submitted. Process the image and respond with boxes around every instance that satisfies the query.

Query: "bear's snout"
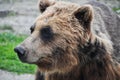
[14,46,26,61]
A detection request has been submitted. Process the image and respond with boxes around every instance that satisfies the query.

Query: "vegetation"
[7,11,17,16]
[0,25,14,31]
[0,32,36,74]
[113,7,120,14]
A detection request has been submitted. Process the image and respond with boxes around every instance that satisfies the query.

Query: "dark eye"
[30,24,35,33]
[40,26,54,41]
[30,27,34,33]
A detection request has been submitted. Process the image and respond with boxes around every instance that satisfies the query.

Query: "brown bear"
[14,0,120,80]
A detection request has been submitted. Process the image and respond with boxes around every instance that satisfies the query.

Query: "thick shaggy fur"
[14,0,120,80]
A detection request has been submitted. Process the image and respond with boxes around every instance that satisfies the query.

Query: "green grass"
[0,25,14,31]
[113,7,120,14]
[7,11,17,16]
[0,32,36,74]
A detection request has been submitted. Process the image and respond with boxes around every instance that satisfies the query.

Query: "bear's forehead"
[35,2,79,30]
[52,2,79,13]
[37,2,79,20]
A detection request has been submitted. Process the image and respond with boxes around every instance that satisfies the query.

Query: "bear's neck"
[77,37,120,80]
[45,60,120,80]
[79,55,120,80]
[45,38,120,80]
[45,66,81,80]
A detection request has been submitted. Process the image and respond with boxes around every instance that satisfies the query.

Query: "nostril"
[14,47,26,56]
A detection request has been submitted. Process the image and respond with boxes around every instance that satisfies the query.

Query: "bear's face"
[14,0,93,73]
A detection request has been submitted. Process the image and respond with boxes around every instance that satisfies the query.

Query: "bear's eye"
[40,26,54,41]
[30,24,35,33]
[30,27,34,33]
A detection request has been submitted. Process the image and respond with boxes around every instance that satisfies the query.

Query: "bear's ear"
[38,0,55,13]
[73,5,93,30]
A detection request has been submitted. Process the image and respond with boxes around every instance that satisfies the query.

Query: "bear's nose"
[14,47,26,57]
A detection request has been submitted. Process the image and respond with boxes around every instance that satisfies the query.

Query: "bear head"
[14,0,93,73]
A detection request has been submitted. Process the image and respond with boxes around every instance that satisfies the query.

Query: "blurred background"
[0,0,120,80]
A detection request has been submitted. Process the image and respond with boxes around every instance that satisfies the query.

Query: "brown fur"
[14,0,120,80]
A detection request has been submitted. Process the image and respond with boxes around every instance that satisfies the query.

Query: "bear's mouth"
[16,51,35,64]
[17,53,28,63]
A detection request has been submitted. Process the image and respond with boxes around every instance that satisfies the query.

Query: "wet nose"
[14,47,26,57]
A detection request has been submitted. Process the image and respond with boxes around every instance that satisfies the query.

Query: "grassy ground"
[0,32,36,74]
[113,7,120,14]
[0,25,14,31]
